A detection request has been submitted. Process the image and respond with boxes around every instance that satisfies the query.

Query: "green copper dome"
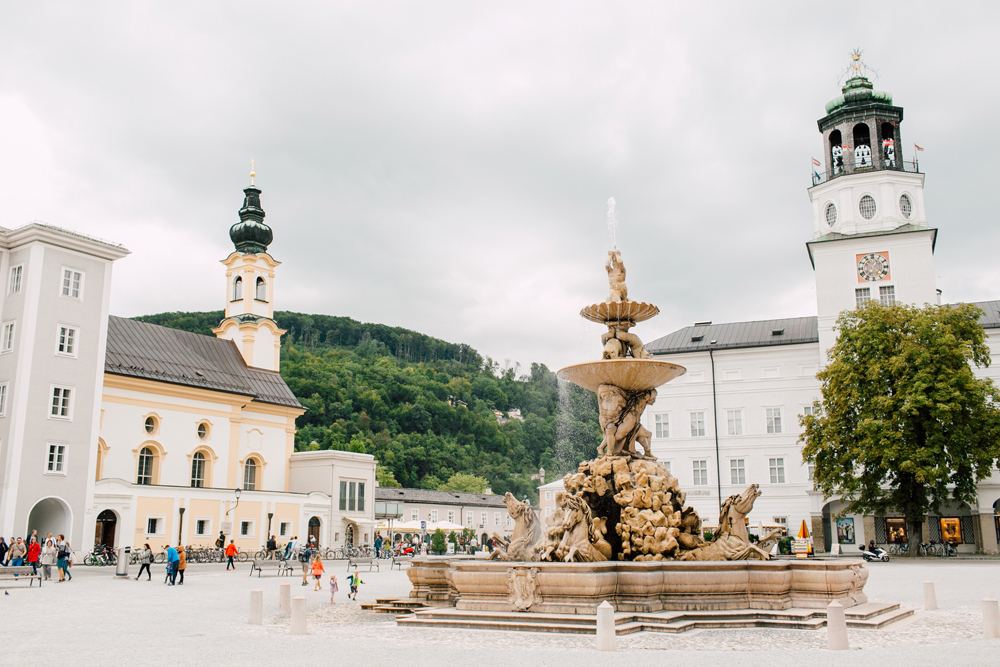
[825,76,893,115]
[229,185,272,254]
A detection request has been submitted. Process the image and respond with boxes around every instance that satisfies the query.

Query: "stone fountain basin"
[408,558,869,614]
[557,359,686,393]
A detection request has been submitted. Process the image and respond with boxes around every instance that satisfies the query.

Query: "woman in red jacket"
[27,537,41,576]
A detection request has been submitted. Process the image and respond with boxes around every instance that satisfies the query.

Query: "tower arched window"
[232,276,243,301]
[137,447,154,485]
[243,457,258,491]
[880,122,896,168]
[255,277,267,302]
[829,130,843,175]
[853,123,872,168]
[191,452,206,488]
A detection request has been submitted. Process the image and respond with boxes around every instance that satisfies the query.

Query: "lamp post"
[224,488,242,537]
[267,512,273,540]
[178,507,185,545]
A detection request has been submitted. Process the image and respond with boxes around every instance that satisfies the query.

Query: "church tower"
[213,167,286,371]
[806,53,938,363]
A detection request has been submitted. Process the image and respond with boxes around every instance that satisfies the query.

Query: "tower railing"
[810,157,920,186]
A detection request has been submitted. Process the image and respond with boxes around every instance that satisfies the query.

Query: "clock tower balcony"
[810,155,920,187]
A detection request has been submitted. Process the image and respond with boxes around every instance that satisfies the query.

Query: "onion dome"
[229,185,272,254]
[824,75,893,115]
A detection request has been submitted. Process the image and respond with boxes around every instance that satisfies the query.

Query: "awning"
[342,517,379,528]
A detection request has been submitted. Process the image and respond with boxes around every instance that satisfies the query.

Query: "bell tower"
[213,165,287,372]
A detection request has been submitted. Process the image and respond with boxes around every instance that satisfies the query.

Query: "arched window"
[191,452,206,488]
[137,447,154,485]
[144,416,157,434]
[853,123,872,168]
[243,458,257,491]
[255,277,267,302]
[829,130,843,175]
[880,122,896,167]
[233,276,243,301]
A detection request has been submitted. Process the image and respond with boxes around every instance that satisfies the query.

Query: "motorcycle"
[859,544,889,562]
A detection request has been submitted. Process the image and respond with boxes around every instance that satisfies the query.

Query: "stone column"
[920,518,930,544]
[862,515,876,545]
[976,513,998,555]
[810,515,825,553]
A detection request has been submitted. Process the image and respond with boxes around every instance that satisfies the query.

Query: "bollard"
[984,597,1000,640]
[279,582,291,611]
[596,600,616,651]
[290,596,307,635]
[826,599,849,650]
[249,589,263,625]
[923,581,937,610]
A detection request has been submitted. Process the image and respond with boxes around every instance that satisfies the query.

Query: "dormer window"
[255,277,267,302]
[232,276,243,301]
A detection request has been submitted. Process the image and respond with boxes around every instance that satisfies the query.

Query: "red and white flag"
[914,143,924,152]
[811,157,821,167]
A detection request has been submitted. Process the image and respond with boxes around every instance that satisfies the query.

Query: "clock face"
[857,252,890,282]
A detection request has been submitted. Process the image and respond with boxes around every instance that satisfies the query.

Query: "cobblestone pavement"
[4,559,999,666]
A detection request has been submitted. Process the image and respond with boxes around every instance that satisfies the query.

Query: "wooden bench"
[0,566,42,587]
[249,558,294,577]
[391,556,412,570]
[347,557,379,571]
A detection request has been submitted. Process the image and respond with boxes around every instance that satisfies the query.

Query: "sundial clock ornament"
[857,252,890,282]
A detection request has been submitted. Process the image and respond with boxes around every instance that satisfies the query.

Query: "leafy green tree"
[439,473,489,493]
[376,466,401,488]
[802,302,1000,554]
[431,528,447,554]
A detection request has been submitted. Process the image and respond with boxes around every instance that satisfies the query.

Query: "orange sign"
[856,251,891,283]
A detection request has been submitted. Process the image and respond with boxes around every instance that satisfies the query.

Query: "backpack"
[57,544,69,559]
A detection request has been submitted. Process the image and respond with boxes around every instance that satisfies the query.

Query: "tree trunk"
[907,518,922,557]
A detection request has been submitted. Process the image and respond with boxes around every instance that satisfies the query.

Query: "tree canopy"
[801,302,1000,550]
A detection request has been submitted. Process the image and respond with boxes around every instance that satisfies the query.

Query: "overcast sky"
[2,3,999,372]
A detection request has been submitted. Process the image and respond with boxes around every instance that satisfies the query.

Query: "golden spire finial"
[250,158,256,185]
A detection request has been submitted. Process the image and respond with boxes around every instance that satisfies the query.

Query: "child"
[311,555,325,591]
[329,573,339,604]
[347,567,363,601]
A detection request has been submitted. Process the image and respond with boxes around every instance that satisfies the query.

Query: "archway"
[26,497,72,541]
[308,516,321,547]
[94,509,118,548]
[346,523,354,546]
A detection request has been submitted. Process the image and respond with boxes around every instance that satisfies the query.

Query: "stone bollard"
[249,589,263,625]
[984,597,1000,640]
[290,596,307,635]
[923,581,937,610]
[826,599,849,650]
[596,600,616,651]
[279,582,291,611]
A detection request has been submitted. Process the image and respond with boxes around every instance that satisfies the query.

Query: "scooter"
[859,544,889,562]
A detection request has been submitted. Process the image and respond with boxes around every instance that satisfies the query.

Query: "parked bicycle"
[83,542,118,566]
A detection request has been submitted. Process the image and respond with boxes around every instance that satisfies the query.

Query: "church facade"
[644,70,1000,554]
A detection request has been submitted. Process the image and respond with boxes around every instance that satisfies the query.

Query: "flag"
[914,143,924,151]
[811,157,821,167]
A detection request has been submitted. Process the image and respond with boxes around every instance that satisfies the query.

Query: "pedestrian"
[374,534,383,558]
[311,555,325,591]
[329,573,339,604]
[266,534,277,559]
[225,540,238,570]
[0,536,8,566]
[29,530,38,546]
[299,543,312,586]
[176,544,186,585]
[136,543,153,580]
[215,531,225,549]
[55,534,72,582]
[40,539,56,580]
[165,545,179,585]
[347,567,363,600]
[8,538,26,574]
[26,537,40,576]
[286,535,298,560]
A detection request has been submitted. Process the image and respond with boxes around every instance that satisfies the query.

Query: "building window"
[692,460,708,486]
[726,410,742,436]
[232,276,243,301]
[766,408,782,434]
[240,520,254,537]
[341,482,349,511]
[855,288,870,307]
[56,325,78,357]
[480,511,487,526]
[802,405,816,417]
[137,447,154,485]
[545,507,553,517]
[899,193,913,219]
[358,482,365,512]
[50,386,72,419]
[146,517,160,535]
[1,322,15,352]
[0,382,7,417]
[348,481,356,511]
[655,414,669,438]
[196,519,209,536]
[824,202,837,227]
[662,461,671,474]
[769,458,785,484]
[197,422,209,440]
[280,521,291,537]
[46,444,66,474]
[61,268,83,299]
[773,517,787,529]
[431,510,439,522]
[858,194,877,220]
[411,509,419,521]
[690,412,706,437]
[448,511,455,523]
[255,277,267,301]
[807,464,815,481]
[243,458,257,491]
[8,265,22,294]
[191,452,206,488]
[730,459,745,485]
[879,285,895,305]
[144,416,156,434]
[466,512,473,525]
[494,512,501,525]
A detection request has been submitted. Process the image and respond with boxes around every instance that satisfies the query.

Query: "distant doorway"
[346,524,354,546]
[95,509,117,548]
[308,516,321,547]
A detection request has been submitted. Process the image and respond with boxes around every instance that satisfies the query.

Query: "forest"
[134,311,601,502]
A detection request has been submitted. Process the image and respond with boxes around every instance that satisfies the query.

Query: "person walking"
[165,545,179,585]
[225,540,238,570]
[347,567,363,601]
[215,531,225,549]
[136,543,153,580]
[266,535,277,560]
[299,543,312,586]
[329,573,339,604]
[55,535,72,582]
[374,534,383,558]
[310,555,325,591]
[285,536,298,560]
[8,538,26,575]
[176,544,187,585]
[40,539,56,581]
[26,537,40,576]
[0,537,9,566]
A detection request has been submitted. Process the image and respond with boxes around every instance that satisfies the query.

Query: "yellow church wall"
[133,496,176,549]
[272,502,300,540]
[230,500,264,550]
[187,498,223,546]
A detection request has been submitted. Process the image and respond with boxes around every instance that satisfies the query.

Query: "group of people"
[0,532,75,582]
[130,542,187,584]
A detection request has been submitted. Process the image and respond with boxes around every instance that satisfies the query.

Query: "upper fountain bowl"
[557,359,686,393]
[580,301,659,325]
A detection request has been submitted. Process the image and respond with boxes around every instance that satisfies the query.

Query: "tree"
[376,466,401,488]
[438,473,489,494]
[431,528,447,554]
[802,302,1000,555]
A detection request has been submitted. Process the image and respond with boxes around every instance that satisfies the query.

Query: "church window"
[856,288,871,307]
[191,452,206,488]
[243,458,258,491]
[144,416,157,434]
[690,412,706,437]
[899,194,913,219]
[824,202,837,227]
[255,277,267,302]
[654,413,669,438]
[766,408,782,434]
[829,130,844,175]
[692,460,708,485]
[727,410,743,436]
[232,276,243,301]
[853,123,872,168]
[879,286,896,306]
[858,194,877,220]
[137,447,154,485]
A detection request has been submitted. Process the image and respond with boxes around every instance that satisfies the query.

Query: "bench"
[347,557,379,571]
[249,558,294,577]
[391,556,412,570]
[0,566,42,587]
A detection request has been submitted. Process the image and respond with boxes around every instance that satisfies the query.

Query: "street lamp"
[178,507,186,544]
[267,512,273,539]
[226,488,242,517]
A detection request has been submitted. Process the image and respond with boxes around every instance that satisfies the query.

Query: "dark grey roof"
[967,300,1000,330]
[104,316,302,408]
[374,487,509,508]
[647,317,819,355]
[806,224,937,268]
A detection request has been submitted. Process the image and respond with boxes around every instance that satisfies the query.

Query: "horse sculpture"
[679,484,772,561]
[538,495,610,562]
[488,492,542,562]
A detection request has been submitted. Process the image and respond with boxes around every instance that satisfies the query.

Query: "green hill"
[133,311,600,501]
